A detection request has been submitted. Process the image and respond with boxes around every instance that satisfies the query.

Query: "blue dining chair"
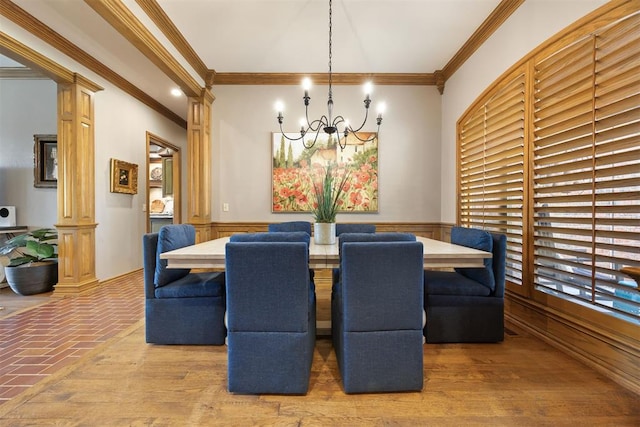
[143,224,226,345]
[423,226,506,343]
[332,240,424,393]
[225,241,316,394]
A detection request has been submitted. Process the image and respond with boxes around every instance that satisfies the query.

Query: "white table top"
[160,236,492,269]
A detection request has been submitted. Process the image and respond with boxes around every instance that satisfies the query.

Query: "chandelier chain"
[328,0,333,95]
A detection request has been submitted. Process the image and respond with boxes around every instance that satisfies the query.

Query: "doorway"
[147,132,181,233]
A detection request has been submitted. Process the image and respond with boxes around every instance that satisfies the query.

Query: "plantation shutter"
[592,13,640,316]
[459,71,526,286]
[533,13,640,318]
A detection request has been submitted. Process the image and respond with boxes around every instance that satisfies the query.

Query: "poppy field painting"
[272,132,378,213]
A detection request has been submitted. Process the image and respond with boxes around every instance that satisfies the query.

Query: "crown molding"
[134,0,209,81]
[0,32,73,85]
[442,0,524,81]
[1,0,524,125]
[84,0,201,98]
[211,72,436,86]
[0,66,47,79]
[1,0,185,128]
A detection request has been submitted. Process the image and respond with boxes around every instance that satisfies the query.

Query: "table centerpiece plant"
[309,162,351,244]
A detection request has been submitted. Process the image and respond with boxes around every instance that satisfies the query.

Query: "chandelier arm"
[305,115,329,133]
[278,121,307,141]
[331,115,345,127]
[345,124,380,143]
[302,129,323,149]
[345,108,371,134]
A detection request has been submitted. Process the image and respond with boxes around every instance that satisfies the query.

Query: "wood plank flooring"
[0,270,638,426]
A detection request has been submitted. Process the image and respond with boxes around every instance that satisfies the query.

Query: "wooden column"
[187,89,214,243]
[54,74,100,295]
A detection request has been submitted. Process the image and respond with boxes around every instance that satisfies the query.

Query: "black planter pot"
[5,261,58,296]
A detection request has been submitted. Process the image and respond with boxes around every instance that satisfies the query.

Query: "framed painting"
[149,159,162,188]
[110,158,138,195]
[34,134,58,188]
[272,132,378,213]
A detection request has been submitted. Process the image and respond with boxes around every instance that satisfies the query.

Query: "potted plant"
[0,228,58,295]
[309,162,350,244]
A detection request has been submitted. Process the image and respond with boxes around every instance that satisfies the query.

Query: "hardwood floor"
[0,271,638,426]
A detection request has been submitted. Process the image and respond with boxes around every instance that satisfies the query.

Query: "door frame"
[146,132,181,233]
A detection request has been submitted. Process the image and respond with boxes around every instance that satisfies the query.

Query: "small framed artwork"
[149,159,162,188]
[34,134,58,188]
[110,158,138,195]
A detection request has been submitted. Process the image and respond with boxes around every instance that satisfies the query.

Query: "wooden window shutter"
[459,70,526,286]
[532,12,640,317]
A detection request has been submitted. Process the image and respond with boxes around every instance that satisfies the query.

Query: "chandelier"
[275,0,385,150]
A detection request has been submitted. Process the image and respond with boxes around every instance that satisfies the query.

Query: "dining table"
[159,235,492,269]
[159,235,492,335]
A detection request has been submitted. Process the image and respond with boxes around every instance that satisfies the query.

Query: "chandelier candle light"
[275,0,385,150]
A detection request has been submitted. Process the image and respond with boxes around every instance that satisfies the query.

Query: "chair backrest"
[142,232,159,299]
[491,232,507,298]
[143,224,196,298]
[268,221,311,234]
[451,226,506,297]
[230,231,310,246]
[225,242,311,332]
[338,232,416,258]
[340,241,424,332]
[335,223,376,235]
[153,224,195,288]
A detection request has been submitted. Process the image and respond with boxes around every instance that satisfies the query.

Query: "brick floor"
[0,272,144,405]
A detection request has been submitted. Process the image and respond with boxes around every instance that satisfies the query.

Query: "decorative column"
[187,88,214,243]
[54,74,101,295]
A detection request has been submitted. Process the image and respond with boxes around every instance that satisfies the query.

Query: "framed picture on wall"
[271,132,378,213]
[110,158,138,195]
[149,159,162,188]
[34,134,58,188]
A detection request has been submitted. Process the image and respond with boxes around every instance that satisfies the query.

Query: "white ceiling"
[7,0,503,120]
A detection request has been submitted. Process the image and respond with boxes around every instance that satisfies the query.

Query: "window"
[458,10,640,323]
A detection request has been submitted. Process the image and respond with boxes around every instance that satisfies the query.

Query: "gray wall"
[211,84,442,223]
[0,79,57,228]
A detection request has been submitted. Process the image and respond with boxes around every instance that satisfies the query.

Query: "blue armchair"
[267,221,311,234]
[332,241,424,393]
[423,226,507,343]
[143,224,226,345]
[225,241,316,394]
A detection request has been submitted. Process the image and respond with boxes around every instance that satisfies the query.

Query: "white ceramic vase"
[314,222,336,245]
